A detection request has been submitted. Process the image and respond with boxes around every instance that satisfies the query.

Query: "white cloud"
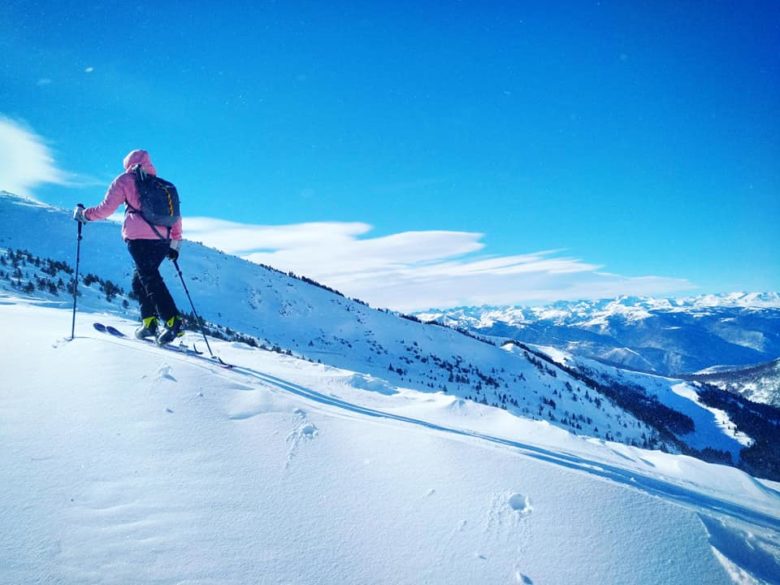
[185,217,694,311]
[185,218,373,254]
[0,116,70,199]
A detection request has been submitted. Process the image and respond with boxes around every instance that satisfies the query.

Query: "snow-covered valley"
[686,359,780,408]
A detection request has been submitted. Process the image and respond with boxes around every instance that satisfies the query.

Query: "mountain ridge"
[683,358,780,408]
[2,191,778,480]
[417,295,780,382]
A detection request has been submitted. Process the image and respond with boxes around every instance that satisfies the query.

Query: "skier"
[73,149,184,345]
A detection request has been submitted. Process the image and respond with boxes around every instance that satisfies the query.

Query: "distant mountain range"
[416,294,780,380]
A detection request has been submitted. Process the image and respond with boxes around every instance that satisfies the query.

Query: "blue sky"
[1,1,778,310]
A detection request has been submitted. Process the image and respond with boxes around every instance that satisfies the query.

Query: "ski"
[93,322,202,354]
[92,322,233,368]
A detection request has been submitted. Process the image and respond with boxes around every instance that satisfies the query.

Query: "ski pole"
[70,204,84,340]
[171,258,219,360]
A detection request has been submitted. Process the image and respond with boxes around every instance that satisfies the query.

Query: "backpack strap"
[126,166,172,241]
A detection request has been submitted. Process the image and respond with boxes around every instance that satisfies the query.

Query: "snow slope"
[520,344,754,456]
[1,299,780,584]
[687,359,780,408]
[0,192,767,476]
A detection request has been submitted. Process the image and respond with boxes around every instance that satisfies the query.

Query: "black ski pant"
[127,239,179,323]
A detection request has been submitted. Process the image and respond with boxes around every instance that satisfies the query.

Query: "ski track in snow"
[86,328,780,536]
[232,368,780,535]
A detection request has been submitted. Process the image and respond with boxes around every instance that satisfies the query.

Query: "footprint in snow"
[484,491,533,537]
[479,493,533,584]
[155,365,177,382]
[285,409,318,468]
[508,493,533,517]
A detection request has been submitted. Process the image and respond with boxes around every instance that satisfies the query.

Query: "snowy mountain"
[685,358,780,408]
[518,342,780,481]
[2,299,779,584]
[1,191,780,480]
[2,191,780,582]
[416,294,780,377]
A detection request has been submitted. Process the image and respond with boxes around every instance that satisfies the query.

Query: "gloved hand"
[167,239,181,261]
[73,204,87,224]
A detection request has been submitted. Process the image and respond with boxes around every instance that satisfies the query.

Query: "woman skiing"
[73,149,184,345]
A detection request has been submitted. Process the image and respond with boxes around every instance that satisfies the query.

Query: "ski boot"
[157,315,185,346]
[135,316,158,340]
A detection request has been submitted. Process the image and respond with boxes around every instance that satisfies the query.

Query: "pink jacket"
[85,149,183,241]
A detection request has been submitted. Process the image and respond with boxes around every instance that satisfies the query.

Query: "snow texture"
[1,300,779,584]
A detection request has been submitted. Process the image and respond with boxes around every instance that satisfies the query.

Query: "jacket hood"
[123,149,157,175]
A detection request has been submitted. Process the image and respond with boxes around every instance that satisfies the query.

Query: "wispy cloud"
[0,115,100,199]
[185,217,694,311]
[0,116,69,198]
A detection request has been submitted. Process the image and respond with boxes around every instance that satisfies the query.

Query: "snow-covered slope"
[1,299,779,584]
[1,191,778,480]
[417,294,780,376]
[686,359,780,408]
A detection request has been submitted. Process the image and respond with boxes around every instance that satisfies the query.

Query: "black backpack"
[128,165,181,239]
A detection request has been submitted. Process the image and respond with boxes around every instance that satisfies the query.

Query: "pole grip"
[76,204,85,237]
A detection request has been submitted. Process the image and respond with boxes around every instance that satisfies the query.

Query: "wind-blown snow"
[1,299,779,584]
